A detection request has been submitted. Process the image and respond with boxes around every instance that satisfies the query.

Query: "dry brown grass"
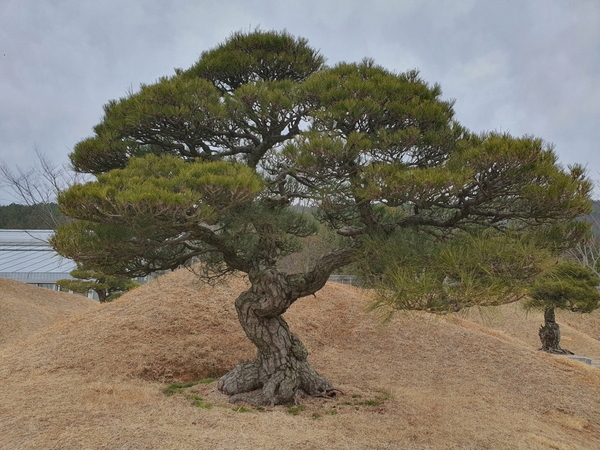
[1,269,600,449]
[0,277,96,349]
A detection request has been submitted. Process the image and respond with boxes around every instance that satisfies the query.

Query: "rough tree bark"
[538,307,573,355]
[217,270,333,405]
[217,249,354,406]
[97,289,108,303]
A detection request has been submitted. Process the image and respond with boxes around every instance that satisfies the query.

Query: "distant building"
[0,229,154,298]
[0,229,76,290]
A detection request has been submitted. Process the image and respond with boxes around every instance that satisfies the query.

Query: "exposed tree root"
[218,358,334,406]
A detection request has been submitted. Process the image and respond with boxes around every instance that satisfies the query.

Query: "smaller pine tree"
[526,261,600,354]
[57,267,139,303]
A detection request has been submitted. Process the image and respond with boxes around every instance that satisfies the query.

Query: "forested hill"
[0,203,67,229]
[1,201,599,233]
[591,200,600,234]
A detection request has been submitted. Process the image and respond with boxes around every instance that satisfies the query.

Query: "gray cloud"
[1,0,599,203]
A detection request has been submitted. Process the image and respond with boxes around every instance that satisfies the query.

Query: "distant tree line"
[0,203,67,229]
[2,200,599,233]
[591,200,600,235]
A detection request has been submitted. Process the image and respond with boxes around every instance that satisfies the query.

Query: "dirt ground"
[1,269,599,449]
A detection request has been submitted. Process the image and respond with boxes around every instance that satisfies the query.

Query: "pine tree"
[52,30,592,405]
[56,267,140,303]
[526,262,600,354]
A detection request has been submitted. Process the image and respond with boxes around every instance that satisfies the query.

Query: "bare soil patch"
[1,268,599,449]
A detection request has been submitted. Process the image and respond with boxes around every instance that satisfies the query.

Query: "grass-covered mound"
[0,268,599,449]
[0,277,96,348]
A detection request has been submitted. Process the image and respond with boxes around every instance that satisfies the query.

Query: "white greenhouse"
[0,229,76,290]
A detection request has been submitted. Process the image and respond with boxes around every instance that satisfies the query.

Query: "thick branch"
[287,247,357,299]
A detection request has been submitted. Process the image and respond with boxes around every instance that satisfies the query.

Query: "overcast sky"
[1,0,599,203]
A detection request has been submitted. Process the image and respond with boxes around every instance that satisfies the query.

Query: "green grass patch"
[358,399,381,406]
[233,406,252,413]
[337,390,391,408]
[287,405,306,416]
[356,391,390,407]
[161,381,199,397]
[161,380,214,409]
[190,395,213,409]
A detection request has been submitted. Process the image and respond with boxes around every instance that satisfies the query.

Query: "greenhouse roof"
[0,230,76,284]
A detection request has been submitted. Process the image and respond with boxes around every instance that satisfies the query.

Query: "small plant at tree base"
[526,261,600,354]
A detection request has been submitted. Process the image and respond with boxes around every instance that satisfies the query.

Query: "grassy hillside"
[0,277,96,348]
[0,269,599,449]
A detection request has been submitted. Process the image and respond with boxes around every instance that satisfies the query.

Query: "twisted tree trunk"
[539,307,573,355]
[97,289,108,303]
[218,249,354,406]
[217,270,333,405]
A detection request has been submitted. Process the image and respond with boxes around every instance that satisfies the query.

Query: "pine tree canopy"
[56,267,139,303]
[527,261,600,313]
[52,29,593,313]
